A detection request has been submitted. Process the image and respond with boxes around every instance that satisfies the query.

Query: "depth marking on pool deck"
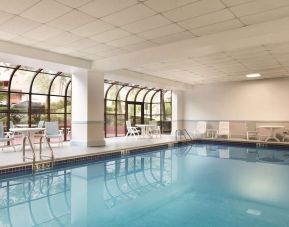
[246,209,261,216]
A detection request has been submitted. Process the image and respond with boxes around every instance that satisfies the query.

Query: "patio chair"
[149,120,161,137]
[37,120,45,128]
[246,122,259,140]
[217,121,230,139]
[44,122,63,147]
[194,121,207,138]
[125,120,140,137]
[0,122,16,152]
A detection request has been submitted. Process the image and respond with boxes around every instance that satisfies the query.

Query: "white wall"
[183,77,289,121]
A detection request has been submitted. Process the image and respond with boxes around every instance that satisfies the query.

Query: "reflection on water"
[0,145,289,227]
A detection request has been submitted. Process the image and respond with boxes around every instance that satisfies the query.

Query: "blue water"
[1,144,289,227]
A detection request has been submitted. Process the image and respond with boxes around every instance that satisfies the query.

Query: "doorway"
[126,102,144,125]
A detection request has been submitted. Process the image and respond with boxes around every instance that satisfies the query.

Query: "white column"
[71,69,105,146]
[171,90,183,134]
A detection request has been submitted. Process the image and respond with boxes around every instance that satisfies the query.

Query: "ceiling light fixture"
[246,73,261,78]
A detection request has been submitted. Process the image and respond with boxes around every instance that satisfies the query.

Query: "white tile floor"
[0,135,177,169]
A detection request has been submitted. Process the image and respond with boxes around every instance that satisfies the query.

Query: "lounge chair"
[246,122,258,140]
[125,120,140,137]
[149,120,161,137]
[44,122,63,147]
[194,121,207,138]
[217,121,230,139]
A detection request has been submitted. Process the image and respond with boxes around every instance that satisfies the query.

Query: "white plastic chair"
[149,120,161,137]
[44,122,63,147]
[246,122,258,140]
[217,121,230,138]
[125,120,140,137]
[194,121,207,138]
[0,122,16,152]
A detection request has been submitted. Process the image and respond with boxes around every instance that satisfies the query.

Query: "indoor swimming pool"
[0,143,289,227]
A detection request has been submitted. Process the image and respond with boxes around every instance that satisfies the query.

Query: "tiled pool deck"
[0,135,289,171]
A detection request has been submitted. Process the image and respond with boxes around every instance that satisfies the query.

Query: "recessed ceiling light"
[246,73,261,78]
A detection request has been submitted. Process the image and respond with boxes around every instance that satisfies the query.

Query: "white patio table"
[10,128,45,161]
[135,124,155,138]
[257,125,285,142]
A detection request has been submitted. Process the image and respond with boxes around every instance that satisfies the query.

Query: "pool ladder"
[175,129,193,143]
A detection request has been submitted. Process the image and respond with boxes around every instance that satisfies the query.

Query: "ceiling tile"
[22,25,63,41]
[0,0,40,14]
[179,9,235,30]
[0,16,41,35]
[91,28,131,42]
[190,19,243,36]
[163,0,225,22]
[122,15,171,33]
[222,0,254,7]
[65,38,100,49]
[108,35,145,47]
[70,20,115,37]
[139,24,184,39]
[0,31,17,40]
[79,0,136,18]
[230,0,289,17]
[48,32,83,45]
[152,31,193,44]
[55,0,91,8]
[48,9,95,31]
[102,4,155,26]
[123,41,157,51]
[240,5,289,25]
[10,36,38,45]
[21,0,72,23]
[81,44,116,54]
[0,11,15,25]
[144,0,198,12]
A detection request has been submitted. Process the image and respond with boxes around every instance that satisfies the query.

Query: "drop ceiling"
[1,0,289,84]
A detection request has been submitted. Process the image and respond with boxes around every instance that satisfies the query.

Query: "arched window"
[0,62,72,143]
[104,80,172,137]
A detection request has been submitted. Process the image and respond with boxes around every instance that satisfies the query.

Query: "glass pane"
[106,85,119,100]
[152,91,160,103]
[51,76,71,96]
[118,86,130,101]
[135,104,142,117]
[106,115,115,137]
[127,88,140,101]
[136,89,148,102]
[127,103,134,123]
[164,91,171,102]
[50,114,65,128]
[67,97,71,113]
[10,70,35,93]
[144,90,156,103]
[10,113,28,126]
[31,114,48,125]
[144,103,150,115]
[152,104,160,115]
[31,95,47,114]
[0,113,7,129]
[50,96,65,113]
[164,103,172,120]
[116,101,125,114]
[32,73,54,94]
[116,115,125,136]
[0,93,8,110]
[66,83,72,96]
[106,100,115,114]
[0,68,13,91]
[11,94,29,112]
[144,115,150,124]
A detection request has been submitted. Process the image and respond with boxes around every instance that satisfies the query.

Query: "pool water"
[1,144,289,227]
